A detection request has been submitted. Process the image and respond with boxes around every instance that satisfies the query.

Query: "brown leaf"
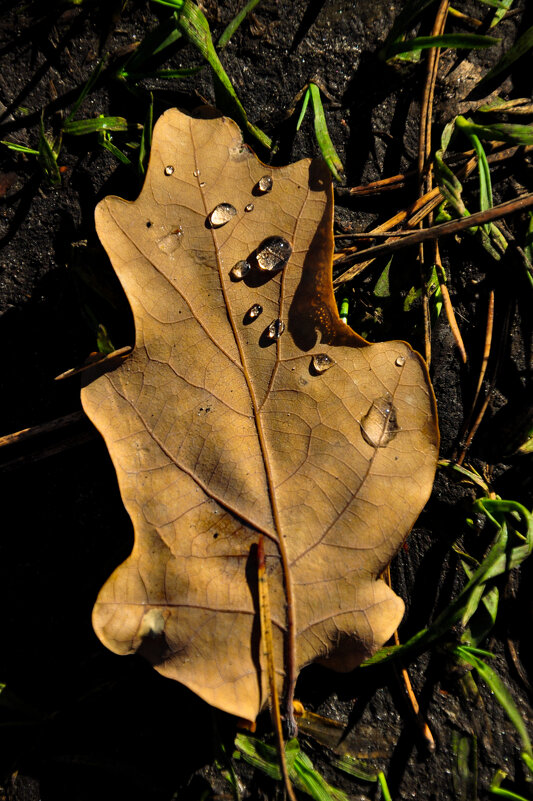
[82,109,439,725]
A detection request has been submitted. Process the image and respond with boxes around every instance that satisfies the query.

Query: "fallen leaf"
[82,108,439,725]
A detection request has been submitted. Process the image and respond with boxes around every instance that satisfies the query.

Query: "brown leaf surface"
[82,108,439,724]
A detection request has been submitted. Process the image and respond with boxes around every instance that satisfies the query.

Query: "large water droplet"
[312,353,335,373]
[395,355,406,367]
[267,319,285,339]
[256,236,292,272]
[360,396,398,448]
[208,203,237,227]
[164,165,174,176]
[157,226,184,254]
[257,175,273,193]
[230,260,251,280]
[247,303,263,320]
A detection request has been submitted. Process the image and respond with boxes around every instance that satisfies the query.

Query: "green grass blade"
[63,116,130,135]
[381,0,439,57]
[66,58,105,124]
[99,137,132,165]
[377,772,393,801]
[454,118,533,146]
[155,0,271,148]
[296,86,310,131]
[123,66,203,81]
[490,0,514,28]
[479,24,533,83]
[217,0,262,49]
[309,83,343,180]
[387,33,499,58]
[0,141,39,155]
[120,13,183,77]
[139,94,154,175]
[455,646,533,758]
[38,116,61,186]
[332,754,378,782]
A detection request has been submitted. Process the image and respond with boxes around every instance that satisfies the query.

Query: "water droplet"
[230,260,251,280]
[267,319,285,339]
[164,165,174,176]
[157,226,184,254]
[193,169,200,177]
[360,396,398,448]
[256,236,292,272]
[200,181,206,187]
[208,203,237,227]
[312,353,335,373]
[244,203,254,212]
[247,303,263,320]
[257,175,273,193]
[395,355,406,367]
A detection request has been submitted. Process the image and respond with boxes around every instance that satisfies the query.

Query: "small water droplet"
[312,353,336,373]
[164,165,174,176]
[256,236,292,272]
[395,355,406,367]
[193,169,200,177]
[244,203,254,212]
[247,303,263,320]
[257,175,273,193]
[200,181,206,187]
[230,260,251,280]
[360,396,398,448]
[267,319,285,339]
[208,203,237,227]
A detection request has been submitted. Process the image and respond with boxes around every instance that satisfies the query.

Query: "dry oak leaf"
[82,108,439,725]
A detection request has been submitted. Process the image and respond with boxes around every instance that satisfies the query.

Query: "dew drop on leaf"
[164,165,174,176]
[244,203,254,212]
[395,355,406,367]
[193,169,200,177]
[230,260,251,280]
[267,319,285,339]
[257,175,273,193]
[256,236,292,272]
[209,203,237,227]
[360,396,398,448]
[312,353,335,373]
[247,303,263,320]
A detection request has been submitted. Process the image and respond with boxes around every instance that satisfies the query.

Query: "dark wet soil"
[1,1,532,800]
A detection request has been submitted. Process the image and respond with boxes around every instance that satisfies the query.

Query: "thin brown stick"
[344,170,416,196]
[435,245,468,363]
[457,290,495,465]
[0,410,86,450]
[333,192,533,271]
[257,535,297,801]
[385,567,435,751]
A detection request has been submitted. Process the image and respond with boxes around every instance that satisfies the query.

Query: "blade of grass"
[490,770,530,801]
[387,33,499,58]
[296,86,311,131]
[454,118,533,146]
[309,83,343,180]
[217,0,263,49]
[63,116,130,135]
[0,141,39,155]
[454,645,533,758]
[65,58,106,124]
[139,94,154,176]
[381,0,440,57]
[119,13,183,78]
[98,134,132,165]
[152,0,271,148]
[38,116,61,186]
